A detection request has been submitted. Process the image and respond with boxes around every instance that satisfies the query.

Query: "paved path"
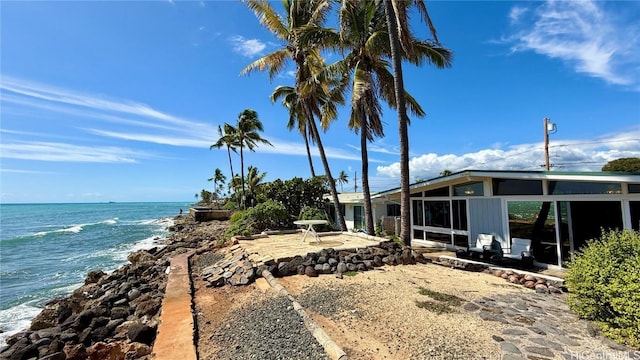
[464,292,637,359]
[153,251,196,360]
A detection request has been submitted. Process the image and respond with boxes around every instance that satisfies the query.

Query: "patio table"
[293,219,328,243]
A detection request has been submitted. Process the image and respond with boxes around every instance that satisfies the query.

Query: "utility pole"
[543,117,557,170]
[354,171,358,192]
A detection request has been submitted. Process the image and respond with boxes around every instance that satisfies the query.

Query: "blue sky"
[1,0,639,204]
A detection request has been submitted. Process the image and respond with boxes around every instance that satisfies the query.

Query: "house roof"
[373,169,640,197]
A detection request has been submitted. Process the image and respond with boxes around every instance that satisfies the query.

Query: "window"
[413,229,424,240]
[424,201,451,228]
[629,184,640,194]
[354,206,364,229]
[549,181,622,195]
[425,186,449,197]
[454,234,469,247]
[410,192,423,197]
[452,200,467,230]
[426,231,451,244]
[453,182,484,196]
[412,200,424,226]
[386,204,401,217]
[493,179,543,195]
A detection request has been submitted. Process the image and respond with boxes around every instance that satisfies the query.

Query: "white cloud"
[505,0,640,89]
[376,129,640,181]
[0,141,148,163]
[509,6,528,23]
[229,35,266,57]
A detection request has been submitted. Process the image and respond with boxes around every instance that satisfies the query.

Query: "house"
[326,192,400,232]
[373,170,640,268]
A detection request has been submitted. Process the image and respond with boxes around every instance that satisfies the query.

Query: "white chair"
[467,234,499,259]
[504,238,534,267]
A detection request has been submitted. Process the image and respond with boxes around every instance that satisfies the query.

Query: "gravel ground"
[204,291,329,360]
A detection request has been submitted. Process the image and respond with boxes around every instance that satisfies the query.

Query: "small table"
[293,220,328,243]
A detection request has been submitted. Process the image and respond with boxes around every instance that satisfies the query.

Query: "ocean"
[0,202,188,345]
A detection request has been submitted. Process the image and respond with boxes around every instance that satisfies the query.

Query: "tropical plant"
[210,124,239,191]
[207,168,227,208]
[334,0,430,235]
[224,200,290,239]
[271,85,316,177]
[336,170,349,192]
[383,0,452,245]
[242,0,348,231]
[246,165,267,207]
[440,169,452,177]
[233,109,272,209]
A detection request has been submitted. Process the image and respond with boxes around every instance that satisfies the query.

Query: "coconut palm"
[383,0,452,245]
[207,168,227,208]
[210,124,239,189]
[270,85,315,177]
[234,109,272,209]
[246,165,267,207]
[333,0,431,234]
[336,170,349,192]
[242,0,348,231]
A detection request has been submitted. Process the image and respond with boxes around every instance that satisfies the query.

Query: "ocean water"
[0,202,188,345]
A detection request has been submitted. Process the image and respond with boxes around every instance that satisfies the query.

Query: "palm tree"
[334,0,429,235]
[383,0,452,245]
[242,0,348,231]
[336,170,349,192]
[210,124,239,187]
[246,165,267,206]
[208,168,227,208]
[234,109,272,209]
[271,85,315,177]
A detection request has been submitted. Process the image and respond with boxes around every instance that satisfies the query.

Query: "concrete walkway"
[152,251,196,360]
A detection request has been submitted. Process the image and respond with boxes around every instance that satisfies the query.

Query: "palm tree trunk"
[361,125,375,235]
[240,145,246,210]
[226,146,235,183]
[306,107,347,231]
[384,0,411,246]
[303,126,316,177]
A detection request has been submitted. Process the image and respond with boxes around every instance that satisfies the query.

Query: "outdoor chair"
[503,237,534,268]
[466,234,500,260]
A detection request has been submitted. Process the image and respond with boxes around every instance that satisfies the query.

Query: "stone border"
[261,270,349,360]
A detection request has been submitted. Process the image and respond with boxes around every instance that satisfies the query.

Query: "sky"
[1,0,639,204]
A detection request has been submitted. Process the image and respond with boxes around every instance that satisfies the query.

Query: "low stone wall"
[199,240,430,287]
[189,208,231,222]
[434,257,565,295]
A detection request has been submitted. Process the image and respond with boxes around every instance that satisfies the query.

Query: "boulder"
[126,323,156,346]
[85,270,106,285]
[304,266,318,277]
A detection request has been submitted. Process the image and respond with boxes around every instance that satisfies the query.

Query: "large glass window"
[508,201,557,265]
[425,201,451,228]
[453,182,484,196]
[425,186,449,197]
[387,204,401,217]
[549,181,622,195]
[629,184,640,193]
[412,200,424,226]
[452,200,467,230]
[454,234,469,247]
[493,179,543,195]
[631,201,640,231]
[426,231,450,244]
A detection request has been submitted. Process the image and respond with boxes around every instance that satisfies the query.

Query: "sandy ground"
[193,261,529,359]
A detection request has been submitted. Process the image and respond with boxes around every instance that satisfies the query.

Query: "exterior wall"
[468,198,507,250]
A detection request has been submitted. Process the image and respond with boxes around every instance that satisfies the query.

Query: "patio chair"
[503,237,534,268]
[466,234,500,259]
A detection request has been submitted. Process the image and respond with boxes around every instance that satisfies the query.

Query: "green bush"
[299,206,333,231]
[565,229,640,348]
[224,200,289,239]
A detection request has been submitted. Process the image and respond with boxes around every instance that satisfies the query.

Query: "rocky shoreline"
[0,215,225,360]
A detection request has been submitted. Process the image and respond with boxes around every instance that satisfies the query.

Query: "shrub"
[224,200,289,239]
[565,229,640,348]
[298,206,333,231]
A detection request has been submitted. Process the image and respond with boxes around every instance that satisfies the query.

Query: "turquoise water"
[0,202,189,344]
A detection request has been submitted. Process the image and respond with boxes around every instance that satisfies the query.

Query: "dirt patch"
[193,256,529,359]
